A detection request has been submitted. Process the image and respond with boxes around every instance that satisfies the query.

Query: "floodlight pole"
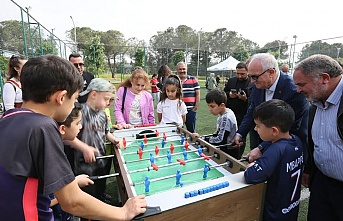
[70,16,77,52]
[196,29,202,79]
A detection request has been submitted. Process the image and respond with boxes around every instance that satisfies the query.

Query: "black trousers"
[308,169,343,221]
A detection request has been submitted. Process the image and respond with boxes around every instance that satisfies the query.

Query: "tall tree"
[82,35,106,75]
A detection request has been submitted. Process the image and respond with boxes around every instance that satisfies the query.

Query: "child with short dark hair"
[0,55,146,221]
[244,99,304,221]
[192,88,239,159]
[157,75,187,127]
[50,103,94,221]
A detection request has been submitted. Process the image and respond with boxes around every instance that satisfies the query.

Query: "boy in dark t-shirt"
[244,99,304,221]
[0,55,146,221]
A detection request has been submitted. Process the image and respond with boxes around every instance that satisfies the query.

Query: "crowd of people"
[1,52,342,221]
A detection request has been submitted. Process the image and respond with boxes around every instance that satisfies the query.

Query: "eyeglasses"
[73,63,84,68]
[249,68,273,80]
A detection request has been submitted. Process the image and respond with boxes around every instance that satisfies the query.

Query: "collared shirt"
[265,72,280,101]
[312,77,343,181]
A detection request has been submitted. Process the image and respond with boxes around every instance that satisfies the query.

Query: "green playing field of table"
[113,125,266,220]
[122,136,225,196]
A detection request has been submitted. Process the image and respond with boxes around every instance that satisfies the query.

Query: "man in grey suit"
[232,53,308,161]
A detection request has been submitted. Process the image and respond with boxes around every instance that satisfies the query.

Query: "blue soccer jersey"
[244,135,304,221]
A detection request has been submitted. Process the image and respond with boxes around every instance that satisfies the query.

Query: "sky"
[2,0,343,52]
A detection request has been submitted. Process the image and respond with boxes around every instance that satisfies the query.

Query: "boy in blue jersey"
[0,55,146,221]
[244,99,304,221]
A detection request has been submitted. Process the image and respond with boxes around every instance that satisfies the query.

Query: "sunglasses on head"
[73,63,84,68]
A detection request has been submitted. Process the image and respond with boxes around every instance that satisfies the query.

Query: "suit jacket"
[237,72,309,148]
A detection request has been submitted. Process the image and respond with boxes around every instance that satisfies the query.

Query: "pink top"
[114,86,155,125]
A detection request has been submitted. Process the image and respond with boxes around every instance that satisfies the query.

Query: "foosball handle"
[133,206,162,220]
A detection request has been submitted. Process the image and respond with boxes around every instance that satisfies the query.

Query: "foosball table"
[113,125,265,221]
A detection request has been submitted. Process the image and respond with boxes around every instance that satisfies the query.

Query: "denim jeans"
[185,109,197,133]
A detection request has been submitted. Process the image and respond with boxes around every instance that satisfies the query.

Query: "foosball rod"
[96,155,115,159]
[122,135,183,149]
[89,173,119,180]
[122,143,190,156]
[124,147,207,163]
[134,133,179,141]
[128,156,214,174]
[130,162,230,186]
[131,130,177,138]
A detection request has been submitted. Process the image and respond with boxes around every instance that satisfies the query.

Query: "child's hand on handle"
[122,124,132,129]
[231,134,244,149]
[113,138,123,149]
[191,133,200,139]
[75,174,94,187]
[82,146,99,163]
[123,194,147,220]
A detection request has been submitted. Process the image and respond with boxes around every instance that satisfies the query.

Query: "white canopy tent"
[207,56,240,71]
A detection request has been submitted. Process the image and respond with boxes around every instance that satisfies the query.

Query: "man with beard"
[224,62,251,158]
[293,54,343,221]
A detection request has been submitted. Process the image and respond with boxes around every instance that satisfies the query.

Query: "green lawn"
[106,84,308,220]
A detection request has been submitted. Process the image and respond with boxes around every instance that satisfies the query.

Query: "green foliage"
[134,48,144,68]
[172,51,185,66]
[298,41,343,61]
[232,43,250,62]
[0,55,9,74]
[82,35,106,75]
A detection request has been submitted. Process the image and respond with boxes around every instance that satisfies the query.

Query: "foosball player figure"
[149,153,155,164]
[161,138,166,148]
[184,140,189,151]
[181,135,185,144]
[143,135,148,144]
[170,143,175,154]
[176,170,183,187]
[167,150,172,164]
[123,137,127,149]
[203,164,210,179]
[140,141,145,151]
[138,147,143,159]
[183,148,188,160]
[155,146,159,155]
[144,176,151,193]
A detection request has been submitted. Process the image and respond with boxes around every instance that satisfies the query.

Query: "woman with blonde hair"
[114,68,155,129]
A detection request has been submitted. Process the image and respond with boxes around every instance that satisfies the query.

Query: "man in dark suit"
[69,53,94,103]
[232,53,308,162]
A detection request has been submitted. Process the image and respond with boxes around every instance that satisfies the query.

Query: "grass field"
[106,83,309,220]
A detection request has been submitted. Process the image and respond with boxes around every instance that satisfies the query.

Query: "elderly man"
[69,53,94,103]
[281,63,290,75]
[293,54,343,221]
[176,62,200,133]
[232,53,308,162]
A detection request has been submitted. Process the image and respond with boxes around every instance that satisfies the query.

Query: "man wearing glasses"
[232,53,308,162]
[69,53,94,103]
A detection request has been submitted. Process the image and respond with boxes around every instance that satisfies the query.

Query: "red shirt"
[150,78,159,93]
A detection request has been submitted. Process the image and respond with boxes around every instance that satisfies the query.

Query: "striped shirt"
[181,75,200,109]
[312,77,343,181]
